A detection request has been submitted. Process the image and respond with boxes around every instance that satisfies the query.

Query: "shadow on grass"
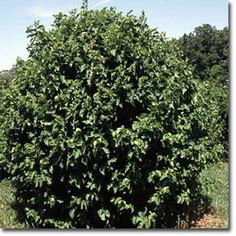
[0,170,27,229]
[158,191,213,229]
[185,193,213,228]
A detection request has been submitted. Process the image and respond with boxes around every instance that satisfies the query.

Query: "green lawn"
[0,162,229,229]
[0,179,25,228]
[199,162,229,228]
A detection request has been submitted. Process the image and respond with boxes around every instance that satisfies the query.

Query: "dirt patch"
[190,213,228,229]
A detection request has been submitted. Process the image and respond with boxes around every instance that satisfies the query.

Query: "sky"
[0,0,228,71]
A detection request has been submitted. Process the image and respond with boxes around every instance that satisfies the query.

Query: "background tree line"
[176,24,229,159]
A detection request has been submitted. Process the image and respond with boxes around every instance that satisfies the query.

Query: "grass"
[0,179,25,229]
[197,161,229,228]
[0,162,229,229]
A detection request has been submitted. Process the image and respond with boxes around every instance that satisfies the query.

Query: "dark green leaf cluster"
[0,9,224,228]
[177,24,228,86]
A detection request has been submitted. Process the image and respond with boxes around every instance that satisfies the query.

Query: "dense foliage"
[0,9,224,228]
[0,68,16,92]
[177,24,228,85]
[0,68,16,178]
[177,24,229,159]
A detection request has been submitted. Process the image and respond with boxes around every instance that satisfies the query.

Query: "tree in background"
[0,67,16,91]
[0,67,16,179]
[177,24,228,86]
[177,24,229,160]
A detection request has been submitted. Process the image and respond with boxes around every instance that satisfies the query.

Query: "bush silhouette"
[0,8,224,228]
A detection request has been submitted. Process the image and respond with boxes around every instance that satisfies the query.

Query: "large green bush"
[0,8,224,228]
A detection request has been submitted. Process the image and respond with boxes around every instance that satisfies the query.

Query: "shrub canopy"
[0,8,224,228]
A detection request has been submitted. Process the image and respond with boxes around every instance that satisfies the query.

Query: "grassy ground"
[0,179,25,228]
[0,162,229,229]
[195,162,229,228]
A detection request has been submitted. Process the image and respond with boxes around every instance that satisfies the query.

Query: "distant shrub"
[0,8,224,228]
[177,24,229,160]
[192,80,228,160]
[0,68,16,92]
